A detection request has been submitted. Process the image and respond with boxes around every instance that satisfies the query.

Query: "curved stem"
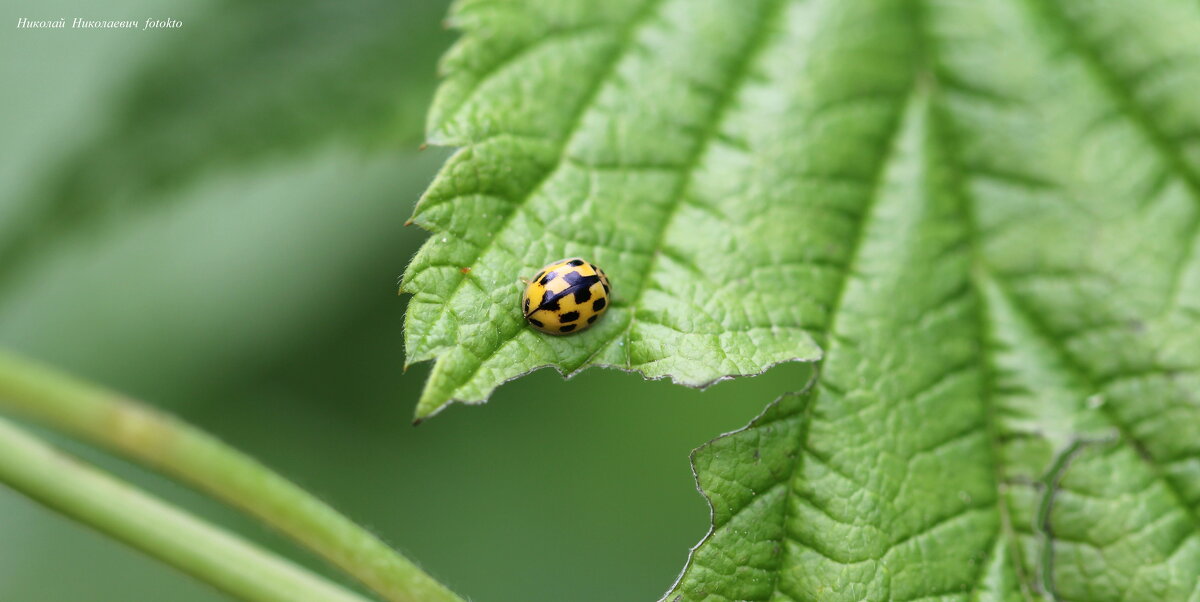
[0,416,370,602]
[0,350,464,602]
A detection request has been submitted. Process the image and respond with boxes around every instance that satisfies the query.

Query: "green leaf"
[404,0,846,417]
[409,0,1200,597]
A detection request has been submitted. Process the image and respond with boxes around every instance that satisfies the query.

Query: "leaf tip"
[413,399,449,424]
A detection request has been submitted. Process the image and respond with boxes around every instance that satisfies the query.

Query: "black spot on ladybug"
[540,271,556,285]
[540,290,560,311]
[560,311,580,323]
[561,270,601,303]
[603,282,610,293]
[592,297,606,311]
[587,315,597,324]
[559,324,576,333]
[568,259,584,266]
[528,317,544,328]
[523,298,530,314]
[534,271,545,281]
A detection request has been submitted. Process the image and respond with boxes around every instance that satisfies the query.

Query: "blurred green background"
[0,0,808,600]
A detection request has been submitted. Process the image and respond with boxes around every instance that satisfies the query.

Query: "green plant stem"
[0,415,371,602]
[0,350,464,602]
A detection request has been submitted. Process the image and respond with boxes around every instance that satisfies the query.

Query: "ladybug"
[521,258,611,335]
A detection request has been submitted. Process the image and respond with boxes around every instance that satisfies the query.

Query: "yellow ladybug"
[521,258,610,334]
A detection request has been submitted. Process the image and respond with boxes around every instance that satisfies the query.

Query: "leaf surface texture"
[408,0,1200,598]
